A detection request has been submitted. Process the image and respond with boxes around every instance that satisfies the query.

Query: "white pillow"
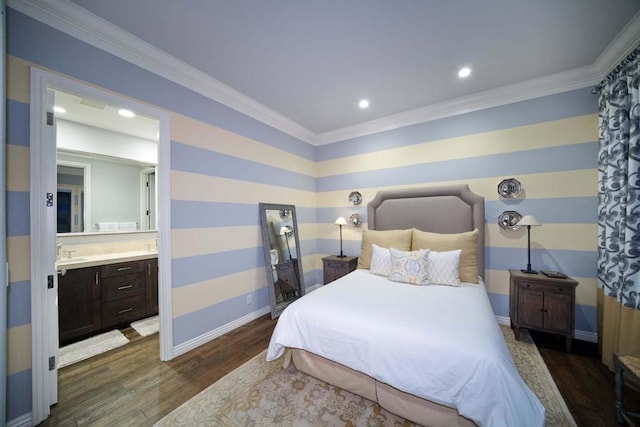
[389,248,430,285]
[370,244,392,277]
[427,250,462,286]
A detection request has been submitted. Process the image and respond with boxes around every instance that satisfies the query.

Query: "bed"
[266,185,544,426]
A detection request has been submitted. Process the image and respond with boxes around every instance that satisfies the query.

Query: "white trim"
[495,316,598,343]
[7,412,32,427]
[29,68,174,424]
[172,306,270,358]
[8,0,640,146]
[29,67,53,425]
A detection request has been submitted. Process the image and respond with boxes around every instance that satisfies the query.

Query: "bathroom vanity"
[57,252,158,345]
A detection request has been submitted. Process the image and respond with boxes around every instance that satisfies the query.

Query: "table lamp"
[334,217,347,257]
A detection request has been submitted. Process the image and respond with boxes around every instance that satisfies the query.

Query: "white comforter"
[267,269,545,427]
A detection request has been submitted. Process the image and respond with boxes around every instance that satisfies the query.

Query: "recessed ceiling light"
[118,109,136,118]
[53,106,66,114]
[458,67,471,78]
[359,99,369,109]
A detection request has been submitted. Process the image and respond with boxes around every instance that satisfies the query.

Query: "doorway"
[30,68,173,424]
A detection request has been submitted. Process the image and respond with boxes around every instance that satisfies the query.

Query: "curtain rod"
[592,44,640,94]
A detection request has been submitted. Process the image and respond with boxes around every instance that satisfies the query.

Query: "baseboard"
[494,315,598,343]
[172,306,270,358]
[7,413,32,427]
[305,283,323,293]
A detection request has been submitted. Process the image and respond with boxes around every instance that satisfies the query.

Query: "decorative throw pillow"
[370,244,392,277]
[411,228,479,283]
[389,248,430,285]
[357,228,412,269]
[427,250,462,286]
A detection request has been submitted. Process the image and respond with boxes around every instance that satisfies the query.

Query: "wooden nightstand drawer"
[322,255,358,284]
[518,281,572,293]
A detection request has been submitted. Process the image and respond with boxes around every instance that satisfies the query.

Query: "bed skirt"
[284,348,476,427]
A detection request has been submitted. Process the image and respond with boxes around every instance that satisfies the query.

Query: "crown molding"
[7,0,316,144]
[593,9,640,76]
[316,65,601,145]
[9,0,640,147]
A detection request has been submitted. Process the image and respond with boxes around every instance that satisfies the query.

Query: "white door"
[44,88,59,405]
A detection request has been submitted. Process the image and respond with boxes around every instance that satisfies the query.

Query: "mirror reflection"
[259,203,305,318]
[54,88,159,234]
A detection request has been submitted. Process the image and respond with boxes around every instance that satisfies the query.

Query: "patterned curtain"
[597,45,640,310]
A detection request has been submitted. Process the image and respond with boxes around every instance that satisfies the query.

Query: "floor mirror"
[259,203,305,318]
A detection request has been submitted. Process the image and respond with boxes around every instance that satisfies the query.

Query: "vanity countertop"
[56,250,158,270]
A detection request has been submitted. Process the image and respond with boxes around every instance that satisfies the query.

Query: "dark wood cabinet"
[509,269,578,352]
[58,257,158,344]
[322,255,358,284]
[58,267,101,345]
[100,261,146,329]
[145,258,159,316]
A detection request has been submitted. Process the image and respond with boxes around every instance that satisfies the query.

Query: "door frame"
[30,68,173,424]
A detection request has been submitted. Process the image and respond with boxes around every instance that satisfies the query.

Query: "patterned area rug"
[131,315,159,336]
[157,325,576,426]
[58,330,129,369]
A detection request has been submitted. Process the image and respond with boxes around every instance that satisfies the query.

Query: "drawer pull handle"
[117,266,133,272]
[118,285,133,290]
[118,308,133,314]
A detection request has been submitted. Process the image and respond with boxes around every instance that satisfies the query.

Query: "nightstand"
[509,269,578,352]
[322,255,358,284]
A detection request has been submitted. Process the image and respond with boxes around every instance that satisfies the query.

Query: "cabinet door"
[145,258,159,316]
[518,288,544,329]
[58,267,101,345]
[543,291,572,333]
[324,266,339,284]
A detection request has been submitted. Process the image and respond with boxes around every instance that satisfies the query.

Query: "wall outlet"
[246,294,253,305]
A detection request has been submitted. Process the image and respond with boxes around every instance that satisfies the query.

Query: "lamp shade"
[518,215,541,227]
[334,217,348,226]
[279,225,292,235]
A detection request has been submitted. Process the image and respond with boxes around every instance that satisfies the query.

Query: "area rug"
[157,325,576,426]
[58,330,129,369]
[131,315,159,336]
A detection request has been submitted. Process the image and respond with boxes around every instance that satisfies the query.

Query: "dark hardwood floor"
[41,316,639,426]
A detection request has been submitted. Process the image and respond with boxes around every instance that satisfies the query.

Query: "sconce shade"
[334,217,348,226]
[518,215,541,226]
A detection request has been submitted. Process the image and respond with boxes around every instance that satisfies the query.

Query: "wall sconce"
[498,211,522,230]
[518,215,542,274]
[497,178,522,198]
[334,217,348,258]
[349,191,362,205]
[349,213,362,227]
[279,226,293,260]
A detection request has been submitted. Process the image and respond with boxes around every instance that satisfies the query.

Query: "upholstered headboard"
[367,185,485,280]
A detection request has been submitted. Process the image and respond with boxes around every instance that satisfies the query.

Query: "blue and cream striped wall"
[6,8,318,423]
[315,88,598,339]
[5,6,598,424]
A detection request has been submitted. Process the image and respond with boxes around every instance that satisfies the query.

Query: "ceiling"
[54,89,159,141]
[59,1,640,139]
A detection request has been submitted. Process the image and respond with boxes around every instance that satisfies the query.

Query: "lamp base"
[521,268,537,274]
[336,255,346,258]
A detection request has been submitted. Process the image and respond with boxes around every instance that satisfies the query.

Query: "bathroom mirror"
[259,203,305,319]
[53,88,159,234]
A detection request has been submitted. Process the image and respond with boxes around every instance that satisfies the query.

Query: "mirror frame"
[259,202,305,318]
